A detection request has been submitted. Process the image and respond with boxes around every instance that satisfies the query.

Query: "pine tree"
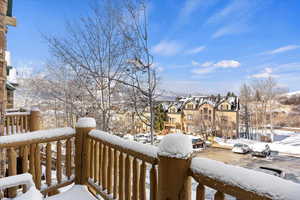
[154,104,167,132]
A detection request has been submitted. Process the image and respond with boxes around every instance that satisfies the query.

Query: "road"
[195,147,300,184]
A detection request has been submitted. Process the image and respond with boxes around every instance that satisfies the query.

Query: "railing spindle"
[7,148,17,198]
[132,158,139,200]
[214,191,225,200]
[90,139,94,179]
[21,145,29,193]
[98,142,103,185]
[35,144,41,189]
[102,145,108,190]
[29,144,35,179]
[94,141,99,183]
[20,116,24,132]
[139,161,146,200]
[107,146,113,194]
[150,164,157,200]
[125,154,132,200]
[25,115,29,131]
[5,116,9,135]
[113,149,118,199]
[196,184,205,200]
[119,152,125,200]
[66,139,72,179]
[57,141,62,184]
[46,143,52,186]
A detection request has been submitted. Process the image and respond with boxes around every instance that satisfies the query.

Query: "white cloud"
[212,24,247,39]
[251,67,279,78]
[208,0,267,38]
[192,60,214,67]
[192,60,240,68]
[180,0,205,18]
[152,40,182,56]
[192,67,215,74]
[264,45,300,55]
[186,46,206,54]
[207,0,245,24]
[191,60,240,74]
[214,60,240,68]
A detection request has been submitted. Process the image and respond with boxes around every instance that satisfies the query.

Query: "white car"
[252,144,271,157]
[232,143,251,154]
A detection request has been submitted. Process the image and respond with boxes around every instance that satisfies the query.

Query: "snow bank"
[0,173,34,190]
[46,185,97,200]
[76,117,96,128]
[214,136,300,155]
[14,186,43,200]
[191,158,300,200]
[158,133,193,159]
[31,107,40,112]
[0,127,75,144]
[89,130,158,159]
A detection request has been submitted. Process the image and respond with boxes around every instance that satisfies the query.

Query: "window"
[226,105,229,110]
[169,118,175,123]
[204,108,208,113]
[170,108,176,113]
[187,114,193,120]
[209,110,211,114]
[204,115,208,120]
[186,103,193,109]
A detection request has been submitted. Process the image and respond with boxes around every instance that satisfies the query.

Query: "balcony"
[0,112,299,200]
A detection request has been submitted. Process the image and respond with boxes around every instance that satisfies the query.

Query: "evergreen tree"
[154,104,167,132]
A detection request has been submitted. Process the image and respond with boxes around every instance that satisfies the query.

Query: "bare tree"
[118,0,158,144]
[239,83,252,138]
[44,0,132,131]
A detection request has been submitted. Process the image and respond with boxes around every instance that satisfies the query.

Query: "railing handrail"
[190,157,300,200]
[0,127,75,147]
[89,130,158,164]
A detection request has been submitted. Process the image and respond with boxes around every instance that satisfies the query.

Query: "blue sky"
[7,0,300,94]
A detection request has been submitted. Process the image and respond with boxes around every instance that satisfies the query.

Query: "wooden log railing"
[81,128,159,200]
[3,108,41,135]
[1,117,300,200]
[189,157,300,200]
[0,127,75,198]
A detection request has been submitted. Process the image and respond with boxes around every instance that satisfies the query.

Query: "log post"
[75,117,96,185]
[29,108,41,132]
[157,134,192,200]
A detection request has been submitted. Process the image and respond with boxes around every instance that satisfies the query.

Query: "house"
[162,95,240,138]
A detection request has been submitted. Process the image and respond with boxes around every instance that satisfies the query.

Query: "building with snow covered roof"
[161,95,240,138]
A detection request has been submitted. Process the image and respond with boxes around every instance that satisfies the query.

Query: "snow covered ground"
[215,129,300,156]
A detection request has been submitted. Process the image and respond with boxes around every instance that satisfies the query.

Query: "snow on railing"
[190,157,300,200]
[0,127,75,146]
[89,130,158,159]
[5,111,31,116]
[0,127,76,197]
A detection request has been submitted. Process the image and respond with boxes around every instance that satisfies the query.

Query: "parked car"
[192,138,206,149]
[232,143,251,154]
[134,134,148,143]
[251,144,271,157]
